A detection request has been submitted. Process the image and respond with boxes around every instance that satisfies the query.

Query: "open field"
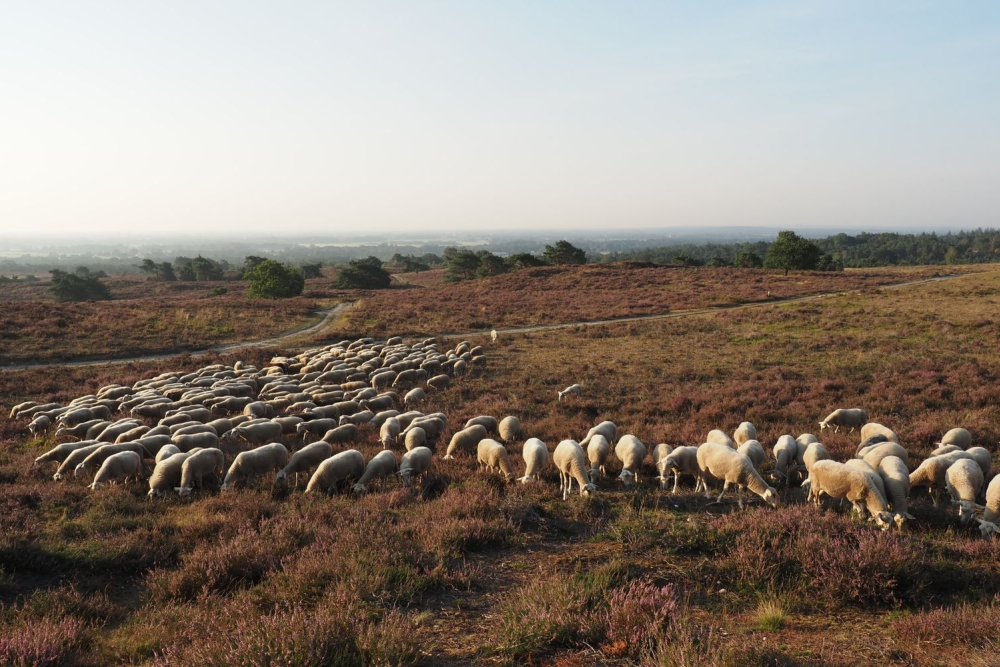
[1,268,1000,665]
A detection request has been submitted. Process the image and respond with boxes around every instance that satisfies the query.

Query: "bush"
[48,269,112,302]
[603,579,678,658]
[334,257,391,289]
[543,240,586,265]
[245,260,305,298]
[0,615,85,667]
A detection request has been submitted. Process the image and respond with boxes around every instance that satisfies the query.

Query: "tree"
[706,255,730,267]
[139,259,157,276]
[245,260,305,298]
[334,257,392,289]
[49,269,112,302]
[507,252,545,270]
[944,247,961,265]
[191,256,223,281]
[735,251,764,268]
[156,262,176,281]
[475,251,509,278]
[300,263,323,279]
[244,256,267,274]
[444,249,482,282]
[764,231,822,274]
[815,253,844,271]
[673,255,701,267]
[542,240,586,265]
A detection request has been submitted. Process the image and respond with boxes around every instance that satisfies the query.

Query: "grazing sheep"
[937,428,972,450]
[931,444,963,457]
[860,442,909,469]
[965,447,992,478]
[859,423,899,445]
[706,429,735,448]
[772,435,798,484]
[403,427,427,451]
[845,459,889,506]
[75,443,147,479]
[976,475,1000,539]
[90,451,143,490]
[444,424,488,459]
[946,459,985,525]
[661,446,699,494]
[580,421,617,447]
[352,450,398,495]
[148,452,193,498]
[321,424,360,445]
[518,438,548,483]
[155,444,181,463]
[221,443,289,490]
[172,432,221,452]
[34,441,98,467]
[801,442,830,474]
[176,448,226,497]
[53,444,105,481]
[226,421,283,446]
[380,417,401,448]
[818,408,868,434]
[9,401,38,419]
[806,460,893,529]
[553,440,596,500]
[29,415,51,435]
[296,418,338,441]
[427,374,451,391]
[276,441,334,488]
[397,446,433,488]
[877,456,915,529]
[695,443,778,509]
[339,410,375,427]
[737,440,766,470]
[615,435,647,487]
[733,422,756,446]
[557,384,582,402]
[464,416,499,434]
[490,329,497,343]
[477,439,515,482]
[855,434,889,457]
[403,388,426,409]
[909,450,975,507]
[498,416,522,444]
[306,449,365,495]
[586,435,611,483]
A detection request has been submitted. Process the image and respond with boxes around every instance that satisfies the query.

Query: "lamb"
[615,435,647,487]
[937,427,972,449]
[518,438,548,483]
[397,446,433,487]
[661,446,699,494]
[805,460,893,529]
[320,424,360,445]
[148,452,193,498]
[859,422,899,445]
[498,416,522,443]
[695,443,779,509]
[75,443,148,479]
[553,440,597,500]
[877,456,915,529]
[34,441,98,467]
[172,432,221,452]
[155,444,182,463]
[945,459,985,525]
[859,440,910,470]
[176,448,226,497]
[306,449,365,495]
[733,422,756,446]
[909,450,975,506]
[477,439,515,482]
[557,384,582,401]
[706,429,735,448]
[737,440,766,470]
[275,441,334,488]
[586,435,611,483]
[976,475,1000,538]
[444,424,488,459]
[221,443,289,490]
[380,417,401,448]
[772,435,798,484]
[352,450,398,495]
[580,421,617,447]
[90,451,143,490]
[403,427,427,451]
[818,408,868,433]
[464,416,499,434]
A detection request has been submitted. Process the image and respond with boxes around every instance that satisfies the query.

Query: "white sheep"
[845,459,889,506]
[498,416,522,444]
[90,451,143,490]
[966,447,992,479]
[321,423,360,445]
[444,424,488,459]
[518,438,548,483]
[397,446,433,487]
[221,443,289,490]
[380,417,401,448]
[818,408,868,433]
[580,421,617,447]
[661,446,699,494]
[695,443,778,509]
[490,329,498,343]
[557,384,583,402]
[937,427,972,449]
[586,434,611,483]
[75,443,147,479]
[306,449,365,495]
[176,448,226,497]
[801,442,830,474]
[276,441,334,488]
[464,415,499,434]
[34,441,98,467]
[477,439,515,482]
[706,429,735,448]
[615,435,647,487]
[877,455,915,530]
[806,460,893,529]
[976,475,1000,539]
[553,440,596,500]
[772,435,798,484]
[859,422,899,445]
[155,444,181,463]
[860,442,909,469]
[403,388,426,409]
[945,459,985,526]
[352,450,398,495]
[148,452,193,498]
[733,422,756,446]
[737,440,766,470]
[930,444,963,457]
[403,427,427,451]
[909,451,974,507]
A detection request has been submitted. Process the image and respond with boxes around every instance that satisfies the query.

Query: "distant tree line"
[442,240,586,282]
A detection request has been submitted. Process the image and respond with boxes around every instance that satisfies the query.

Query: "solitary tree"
[245,260,305,298]
[443,249,483,282]
[764,231,822,274]
[542,240,586,265]
[334,257,392,289]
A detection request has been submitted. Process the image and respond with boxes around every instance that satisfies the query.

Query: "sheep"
[276,441,334,488]
[306,449,365,495]
[737,439,766,470]
[695,443,778,509]
[9,401,38,419]
[339,410,375,427]
[930,444,963,457]
[444,424,488,459]
[661,446,699,494]
[155,444,181,463]
[272,416,303,434]
[801,442,830,473]
[615,435,647,487]
[877,456,915,530]
[380,417,401,448]
[859,423,899,445]
[477,439,515,482]
[176,448,226,497]
[148,452,193,498]
[805,460,893,529]
[845,459,889,506]
[705,429,735,448]
[464,416,498,434]
[586,435,611,483]
[937,427,972,449]
[944,459,985,525]
[34,441,98,467]
[518,438,548,483]
[966,447,992,478]
[226,421,283,446]
[860,442,909,469]
[772,435,798,484]
[352,450,398,495]
[221,443,289,490]
[172,432,221,452]
[580,421,617,447]
[818,408,868,433]
[976,475,1000,539]
[397,446,433,488]
[796,433,819,448]
[557,384,582,401]
[553,440,597,500]
[296,418,338,441]
[75,443,148,479]
[90,451,143,490]
[403,427,427,451]
[855,434,889,456]
[320,424,360,445]
[370,409,401,428]
[53,443,105,481]
[29,415,52,435]
[909,450,975,506]
[498,416,522,444]
[426,374,451,391]
[733,422,756,446]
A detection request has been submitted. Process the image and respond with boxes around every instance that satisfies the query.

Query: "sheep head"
[618,469,636,487]
[175,486,193,498]
[956,500,977,525]
[873,512,893,531]
[762,487,779,508]
[581,483,597,497]
[977,520,999,539]
[351,482,368,496]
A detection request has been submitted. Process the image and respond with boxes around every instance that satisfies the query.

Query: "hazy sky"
[2,2,998,236]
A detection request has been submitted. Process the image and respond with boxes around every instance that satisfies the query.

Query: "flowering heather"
[0,615,84,667]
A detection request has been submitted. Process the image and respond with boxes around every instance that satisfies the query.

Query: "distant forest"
[599,229,1000,268]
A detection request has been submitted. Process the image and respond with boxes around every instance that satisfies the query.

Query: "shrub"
[603,578,678,658]
[334,257,391,289]
[496,575,597,659]
[0,615,85,667]
[245,259,305,298]
[48,269,112,302]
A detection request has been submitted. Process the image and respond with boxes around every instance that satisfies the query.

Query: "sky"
[1,1,998,236]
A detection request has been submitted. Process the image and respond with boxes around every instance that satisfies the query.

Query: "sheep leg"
[737,486,745,510]
[671,474,680,495]
[711,481,729,504]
